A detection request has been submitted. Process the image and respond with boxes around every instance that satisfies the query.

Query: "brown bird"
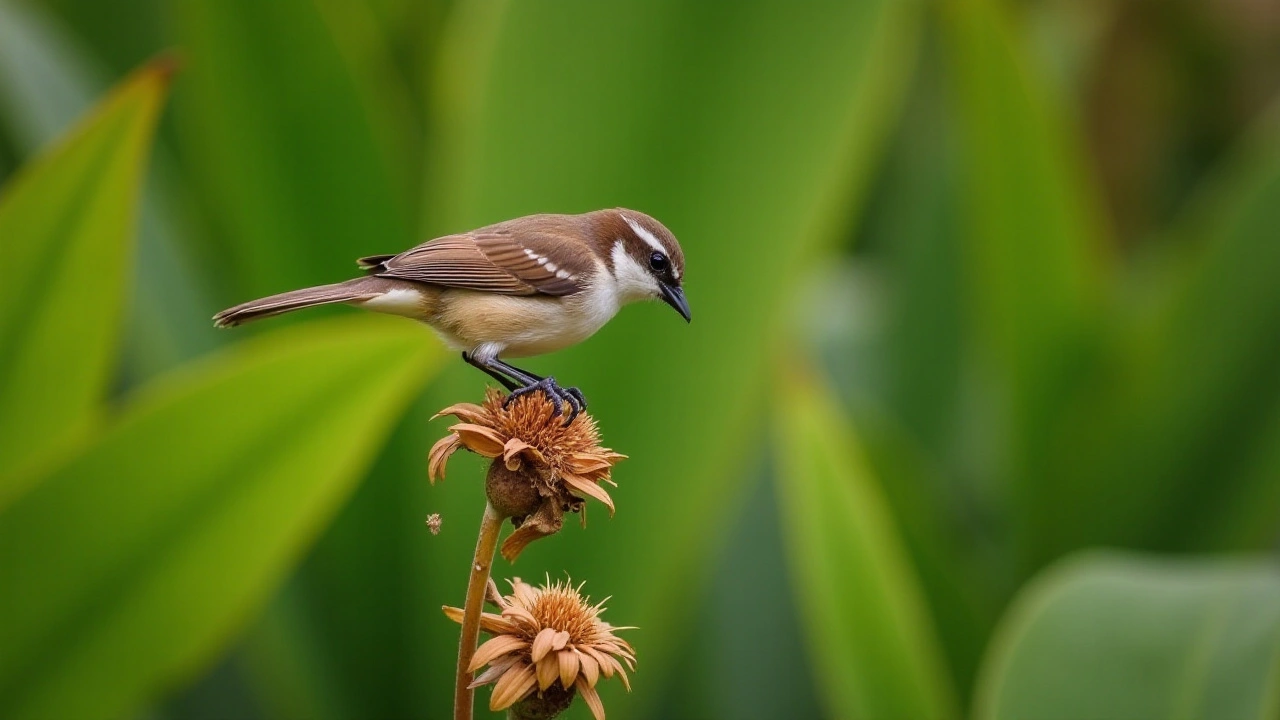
[213,208,689,421]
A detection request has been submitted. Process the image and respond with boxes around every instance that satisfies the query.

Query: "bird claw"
[503,377,586,425]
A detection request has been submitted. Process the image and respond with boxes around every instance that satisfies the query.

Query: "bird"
[213,208,690,422]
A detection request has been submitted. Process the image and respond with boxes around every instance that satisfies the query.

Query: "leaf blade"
[0,316,444,720]
[975,552,1280,720]
[171,0,410,298]
[0,59,170,497]
[774,363,958,720]
[941,0,1108,568]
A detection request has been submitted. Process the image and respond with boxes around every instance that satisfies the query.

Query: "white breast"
[428,257,624,360]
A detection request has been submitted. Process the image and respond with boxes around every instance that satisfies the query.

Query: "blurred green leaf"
[774,363,957,720]
[0,0,222,383]
[32,0,166,78]
[1083,106,1280,553]
[941,0,1108,568]
[172,0,410,298]
[417,3,923,716]
[0,316,443,720]
[0,0,102,147]
[0,60,169,500]
[975,552,1280,720]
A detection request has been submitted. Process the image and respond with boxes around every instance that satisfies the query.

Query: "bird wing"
[368,231,592,296]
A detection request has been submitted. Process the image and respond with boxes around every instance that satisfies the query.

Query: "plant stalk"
[454,501,503,720]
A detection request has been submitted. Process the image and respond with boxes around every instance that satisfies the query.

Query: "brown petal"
[470,655,518,688]
[500,503,565,562]
[501,604,538,628]
[442,605,517,635]
[530,627,558,662]
[594,642,628,659]
[427,435,461,484]
[586,646,614,678]
[535,653,560,692]
[478,612,519,636]
[503,438,545,470]
[502,438,528,470]
[431,402,489,424]
[485,578,506,608]
[558,649,580,690]
[575,676,606,720]
[601,652,629,683]
[511,578,537,605]
[489,662,537,711]
[552,630,570,651]
[561,473,616,515]
[615,663,632,692]
[469,635,528,672]
[450,423,506,457]
[567,453,614,474]
[578,649,599,687]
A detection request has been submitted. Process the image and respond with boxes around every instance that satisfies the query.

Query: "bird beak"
[660,283,691,322]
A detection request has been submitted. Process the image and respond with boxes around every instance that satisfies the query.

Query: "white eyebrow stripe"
[621,213,666,253]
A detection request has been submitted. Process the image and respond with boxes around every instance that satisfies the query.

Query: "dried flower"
[429,389,626,561]
[444,577,636,720]
[425,513,442,535]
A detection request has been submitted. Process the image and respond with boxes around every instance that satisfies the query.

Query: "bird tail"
[213,276,393,327]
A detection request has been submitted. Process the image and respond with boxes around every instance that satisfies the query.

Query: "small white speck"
[536,256,548,265]
[474,563,482,571]
[545,262,558,273]
[555,269,571,279]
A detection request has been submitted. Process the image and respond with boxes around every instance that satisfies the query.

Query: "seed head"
[428,389,626,560]
[443,577,636,719]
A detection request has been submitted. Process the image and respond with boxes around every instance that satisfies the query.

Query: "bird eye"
[649,252,669,272]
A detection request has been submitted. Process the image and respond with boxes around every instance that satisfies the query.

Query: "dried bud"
[425,513,442,535]
[429,389,626,560]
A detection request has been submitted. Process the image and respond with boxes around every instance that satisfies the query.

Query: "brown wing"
[371,231,592,296]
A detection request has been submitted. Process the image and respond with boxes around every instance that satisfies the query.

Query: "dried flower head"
[444,577,636,720]
[425,513,442,535]
[428,389,625,560]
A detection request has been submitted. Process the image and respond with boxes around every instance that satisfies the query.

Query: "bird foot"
[503,377,586,424]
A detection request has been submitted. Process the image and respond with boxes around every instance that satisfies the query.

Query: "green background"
[2,0,1280,718]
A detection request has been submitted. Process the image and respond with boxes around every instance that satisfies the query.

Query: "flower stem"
[455,501,503,720]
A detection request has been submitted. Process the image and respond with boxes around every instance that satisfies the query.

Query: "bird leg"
[461,352,520,391]
[461,353,586,424]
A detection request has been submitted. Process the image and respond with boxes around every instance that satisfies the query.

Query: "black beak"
[660,283,691,322]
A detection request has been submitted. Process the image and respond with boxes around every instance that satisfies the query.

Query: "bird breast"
[428,278,622,359]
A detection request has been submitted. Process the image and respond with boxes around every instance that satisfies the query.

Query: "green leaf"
[941,0,1108,568]
[975,552,1280,720]
[414,2,923,716]
[0,60,170,500]
[0,316,444,720]
[0,0,223,384]
[0,0,103,148]
[774,363,957,720]
[171,0,410,298]
[1095,107,1280,552]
